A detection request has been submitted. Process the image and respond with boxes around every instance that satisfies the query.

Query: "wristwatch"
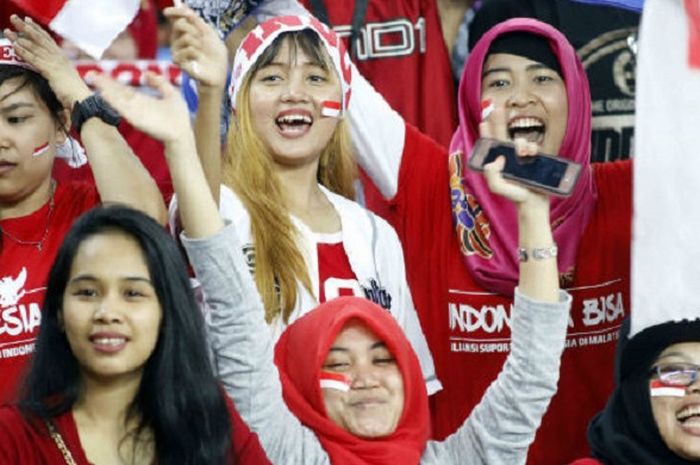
[71,94,121,134]
[518,245,558,262]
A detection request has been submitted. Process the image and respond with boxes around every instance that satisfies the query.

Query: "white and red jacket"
[170,186,441,395]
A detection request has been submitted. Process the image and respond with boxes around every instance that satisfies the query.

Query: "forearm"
[164,135,224,238]
[80,119,166,223]
[433,289,571,465]
[517,198,558,302]
[193,86,225,204]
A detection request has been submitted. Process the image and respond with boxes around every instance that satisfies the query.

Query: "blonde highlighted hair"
[223,31,357,324]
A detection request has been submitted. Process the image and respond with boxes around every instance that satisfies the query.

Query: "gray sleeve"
[181,224,331,465]
[421,289,572,465]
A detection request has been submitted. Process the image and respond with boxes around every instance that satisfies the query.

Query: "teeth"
[677,405,700,421]
[93,337,125,346]
[508,117,544,130]
[277,114,312,124]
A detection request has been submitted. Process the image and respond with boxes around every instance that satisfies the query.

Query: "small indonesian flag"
[650,379,687,398]
[320,371,351,392]
[321,100,342,118]
[32,142,49,158]
[480,99,494,121]
[10,0,141,59]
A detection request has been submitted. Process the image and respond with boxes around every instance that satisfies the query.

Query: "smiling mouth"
[275,113,313,136]
[508,117,545,145]
[677,405,700,429]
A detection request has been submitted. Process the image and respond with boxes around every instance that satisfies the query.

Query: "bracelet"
[518,245,558,262]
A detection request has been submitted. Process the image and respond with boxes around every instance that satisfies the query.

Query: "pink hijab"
[449,18,597,295]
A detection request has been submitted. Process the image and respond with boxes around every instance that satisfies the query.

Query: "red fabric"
[127,0,158,59]
[449,18,597,296]
[317,240,361,302]
[365,125,632,465]
[685,0,700,68]
[7,0,65,24]
[273,296,430,465]
[301,0,456,148]
[569,460,603,465]
[0,183,100,405]
[0,398,271,464]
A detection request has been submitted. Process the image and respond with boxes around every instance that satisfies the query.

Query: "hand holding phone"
[468,138,582,197]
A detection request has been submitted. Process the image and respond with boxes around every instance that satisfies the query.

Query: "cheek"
[651,397,678,442]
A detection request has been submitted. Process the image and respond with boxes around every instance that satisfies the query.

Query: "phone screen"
[484,144,569,188]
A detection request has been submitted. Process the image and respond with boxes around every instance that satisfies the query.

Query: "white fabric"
[49,0,141,59]
[169,185,441,394]
[54,137,88,168]
[632,0,700,336]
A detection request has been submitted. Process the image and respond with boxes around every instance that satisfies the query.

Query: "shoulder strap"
[45,419,78,465]
[307,0,369,57]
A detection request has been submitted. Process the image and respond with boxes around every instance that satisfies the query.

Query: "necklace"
[0,183,56,251]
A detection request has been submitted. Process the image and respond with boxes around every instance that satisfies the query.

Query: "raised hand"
[90,71,191,146]
[4,15,91,109]
[164,6,228,89]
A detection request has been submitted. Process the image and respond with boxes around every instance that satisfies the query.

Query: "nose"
[506,82,536,108]
[92,296,123,324]
[281,75,310,103]
[688,374,700,394]
[350,364,380,390]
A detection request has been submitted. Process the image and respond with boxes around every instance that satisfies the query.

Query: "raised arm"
[165,6,228,204]
[91,72,330,464]
[424,135,570,464]
[5,15,166,223]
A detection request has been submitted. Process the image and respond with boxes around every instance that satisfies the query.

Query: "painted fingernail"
[480,99,494,121]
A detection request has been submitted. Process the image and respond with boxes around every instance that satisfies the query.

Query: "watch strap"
[71,94,121,134]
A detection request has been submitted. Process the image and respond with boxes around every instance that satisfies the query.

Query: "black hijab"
[587,318,700,465]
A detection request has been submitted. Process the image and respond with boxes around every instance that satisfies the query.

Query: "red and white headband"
[228,15,352,116]
[0,38,36,71]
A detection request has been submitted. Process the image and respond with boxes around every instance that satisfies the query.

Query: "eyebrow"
[328,341,388,353]
[482,63,554,79]
[0,102,36,113]
[68,275,153,285]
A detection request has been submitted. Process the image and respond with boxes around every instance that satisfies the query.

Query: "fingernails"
[480,99,494,121]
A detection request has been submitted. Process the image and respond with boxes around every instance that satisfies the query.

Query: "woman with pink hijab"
[349,17,632,465]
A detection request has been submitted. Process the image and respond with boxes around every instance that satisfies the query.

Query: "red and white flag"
[10,0,141,58]
[649,379,687,398]
[632,0,700,336]
[319,371,351,392]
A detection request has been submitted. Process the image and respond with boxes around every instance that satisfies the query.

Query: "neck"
[73,370,142,427]
[0,177,54,220]
[275,159,326,213]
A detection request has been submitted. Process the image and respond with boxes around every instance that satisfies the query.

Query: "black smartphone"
[468,138,582,197]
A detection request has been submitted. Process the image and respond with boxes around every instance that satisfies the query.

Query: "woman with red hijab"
[346,17,632,464]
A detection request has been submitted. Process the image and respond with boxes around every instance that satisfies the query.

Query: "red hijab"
[449,18,597,295]
[274,296,430,465]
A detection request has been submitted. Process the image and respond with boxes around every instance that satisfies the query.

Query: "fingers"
[513,137,539,157]
[478,99,509,142]
[144,71,176,98]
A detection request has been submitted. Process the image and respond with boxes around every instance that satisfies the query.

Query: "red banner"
[74,60,182,87]
[686,0,700,68]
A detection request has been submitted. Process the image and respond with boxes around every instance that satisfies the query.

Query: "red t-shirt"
[366,126,632,465]
[0,397,271,464]
[0,183,99,404]
[317,233,362,302]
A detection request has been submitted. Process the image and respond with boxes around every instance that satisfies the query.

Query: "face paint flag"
[320,371,351,392]
[31,142,49,158]
[9,0,141,59]
[321,100,342,118]
[570,0,643,11]
[480,99,494,121]
[650,379,687,397]
[185,0,261,39]
[631,0,700,336]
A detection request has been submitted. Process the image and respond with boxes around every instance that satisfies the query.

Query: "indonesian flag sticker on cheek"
[650,379,687,397]
[32,142,50,158]
[320,371,351,392]
[321,100,342,118]
[481,99,494,121]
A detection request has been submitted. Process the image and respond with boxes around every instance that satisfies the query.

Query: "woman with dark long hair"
[0,16,165,404]
[0,72,270,464]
